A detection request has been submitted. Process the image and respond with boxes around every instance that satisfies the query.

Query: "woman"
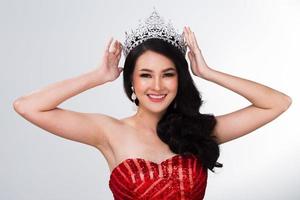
[13,11,291,200]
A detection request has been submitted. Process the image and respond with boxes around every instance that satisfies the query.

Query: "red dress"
[109,154,207,200]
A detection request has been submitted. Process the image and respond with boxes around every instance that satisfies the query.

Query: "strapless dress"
[109,154,207,200]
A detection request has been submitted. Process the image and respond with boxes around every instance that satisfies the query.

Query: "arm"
[13,37,123,149]
[14,69,104,112]
[183,26,292,145]
[203,68,291,144]
[13,69,112,147]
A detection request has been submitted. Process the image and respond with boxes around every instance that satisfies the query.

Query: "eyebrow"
[139,67,176,72]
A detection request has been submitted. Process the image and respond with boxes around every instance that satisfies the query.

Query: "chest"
[106,126,175,171]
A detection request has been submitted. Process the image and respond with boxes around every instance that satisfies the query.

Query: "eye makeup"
[139,73,175,78]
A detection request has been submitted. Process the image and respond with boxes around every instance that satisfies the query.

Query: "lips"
[147,94,167,102]
[148,94,167,98]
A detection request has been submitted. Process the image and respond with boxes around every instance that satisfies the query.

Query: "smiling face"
[132,50,178,114]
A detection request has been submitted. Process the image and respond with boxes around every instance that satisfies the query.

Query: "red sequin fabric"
[109,154,207,200]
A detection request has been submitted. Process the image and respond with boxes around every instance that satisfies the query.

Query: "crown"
[122,7,187,58]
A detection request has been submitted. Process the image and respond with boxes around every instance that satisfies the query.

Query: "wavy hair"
[122,38,223,172]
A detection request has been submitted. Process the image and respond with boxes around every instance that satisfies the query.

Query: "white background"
[1,0,299,199]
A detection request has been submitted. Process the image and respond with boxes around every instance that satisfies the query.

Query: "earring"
[131,86,136,101]
[131,86,138,111]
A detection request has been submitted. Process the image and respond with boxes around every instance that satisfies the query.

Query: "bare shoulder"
[92,114,131,161]
[92,113,125,146]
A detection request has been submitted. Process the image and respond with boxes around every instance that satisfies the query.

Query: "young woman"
[13,12,291,200]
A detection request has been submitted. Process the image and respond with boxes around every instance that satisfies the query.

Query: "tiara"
[122,7,187,58]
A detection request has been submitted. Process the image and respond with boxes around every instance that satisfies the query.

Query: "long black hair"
[122,38,223,172]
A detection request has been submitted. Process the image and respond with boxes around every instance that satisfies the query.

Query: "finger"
[117,49,122,60]
[190,31,200,49]
[186,27,195,50]
[113,48,122,66]
[188,52,193,66]
[184,27,190,44]
[105,37,114,52]
[111,40,118,53]
[188,51,197,68]
[187,27,195,49]
[114,41,119,54]
[190,52,196,66]
[115,41,122,55]
[182,29,187,44]
[184,27,192,47]
[119,42,124,49]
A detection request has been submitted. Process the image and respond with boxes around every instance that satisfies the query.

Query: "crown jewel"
[122,7,187,58]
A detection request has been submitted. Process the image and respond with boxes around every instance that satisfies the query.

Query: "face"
[132,50,178,114]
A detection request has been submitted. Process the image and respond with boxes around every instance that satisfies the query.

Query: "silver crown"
[122,7,187,58]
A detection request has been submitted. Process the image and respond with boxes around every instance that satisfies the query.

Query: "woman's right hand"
[96,37,123,82]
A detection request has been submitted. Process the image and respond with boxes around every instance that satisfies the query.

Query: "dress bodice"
[109,154,207,200]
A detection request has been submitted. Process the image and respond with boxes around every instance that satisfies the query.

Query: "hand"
[183,26,211,79]
[96,37,123,82]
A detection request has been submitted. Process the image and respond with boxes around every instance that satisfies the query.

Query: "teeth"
[148,94,166,99]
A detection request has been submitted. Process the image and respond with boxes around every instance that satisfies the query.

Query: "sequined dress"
[109,154,207,200]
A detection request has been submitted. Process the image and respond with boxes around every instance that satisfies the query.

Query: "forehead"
[135,51,175,72]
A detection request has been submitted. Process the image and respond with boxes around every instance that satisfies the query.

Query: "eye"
[140,73,151,78]
[164,73,175,77]
[139,73,175,78]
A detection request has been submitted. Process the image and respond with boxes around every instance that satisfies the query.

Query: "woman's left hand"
[183,26,211,79]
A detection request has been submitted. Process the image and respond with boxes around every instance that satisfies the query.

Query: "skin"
[130,50,178,133]
[99,27,292,144]
[99,38,179,133]
[13,26,292,171]
[183,26,291,144]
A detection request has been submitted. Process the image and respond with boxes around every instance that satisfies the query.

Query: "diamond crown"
[122,7,187,58]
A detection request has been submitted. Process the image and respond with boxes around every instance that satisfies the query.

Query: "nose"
[153,76,162,91]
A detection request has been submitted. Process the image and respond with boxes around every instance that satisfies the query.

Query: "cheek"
[133,75,178,93]
[134,79,149,91]
[166,77,178,92]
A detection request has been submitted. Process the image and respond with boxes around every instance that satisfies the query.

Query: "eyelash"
[140,73,175,78]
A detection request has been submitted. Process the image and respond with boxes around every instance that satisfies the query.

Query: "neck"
[133,107,166,133]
